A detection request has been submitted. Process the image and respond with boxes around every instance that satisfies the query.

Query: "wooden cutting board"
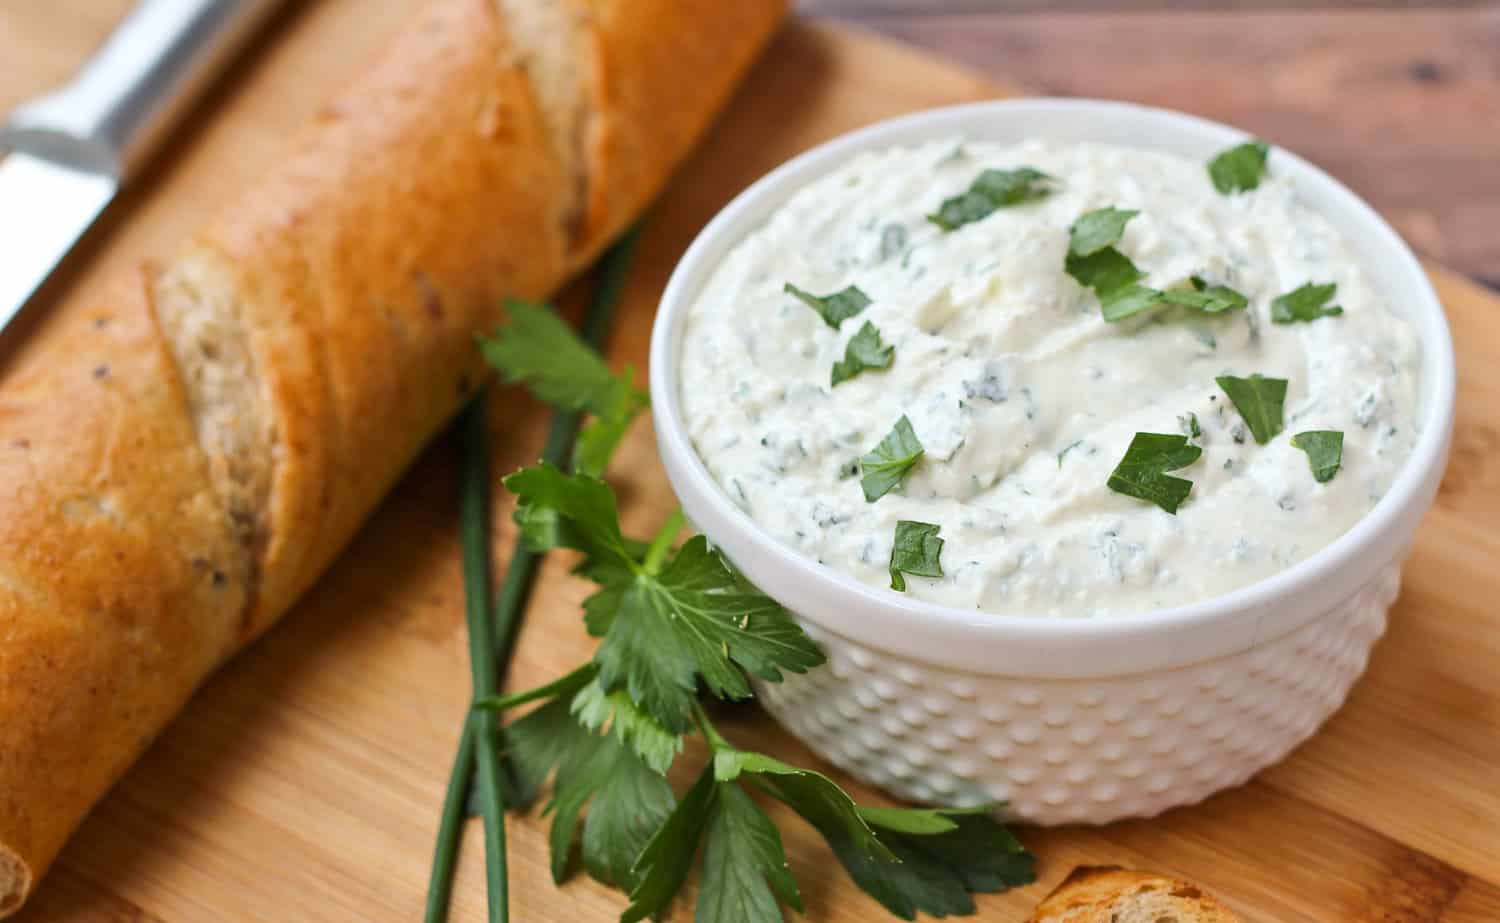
[6,6,1500,922]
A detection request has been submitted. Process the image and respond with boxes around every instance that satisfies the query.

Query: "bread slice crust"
[1027,866,1243,923]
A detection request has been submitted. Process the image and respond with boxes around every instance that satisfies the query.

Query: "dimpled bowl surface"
[650,100,1456,824]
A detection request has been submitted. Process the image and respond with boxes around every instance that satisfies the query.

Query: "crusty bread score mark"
[147,0,603,634]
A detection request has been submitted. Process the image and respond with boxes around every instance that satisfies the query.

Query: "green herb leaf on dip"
[1107,432,1204,514]
[784,282,872,329]
[1069,207,1139,257]
[928,167,1052,231]
[1208,140,1271,194]
[889,520,944,591]
[1291,430,1344,482]
[1160,276,1250,314]
[1216,374,1288,444]
[859,415,925,502]
[1098,283,1165,322]
[1272,281,1344,324]
[831,321,894,386]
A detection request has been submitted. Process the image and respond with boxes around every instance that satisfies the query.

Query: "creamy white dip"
[678,139,1420,617]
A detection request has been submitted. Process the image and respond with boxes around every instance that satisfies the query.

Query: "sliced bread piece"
[1027,866,1243,923]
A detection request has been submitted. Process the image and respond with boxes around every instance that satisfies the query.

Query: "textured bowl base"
[756,564,1398,825]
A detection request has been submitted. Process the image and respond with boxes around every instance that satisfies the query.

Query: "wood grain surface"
[4,3,1500,922]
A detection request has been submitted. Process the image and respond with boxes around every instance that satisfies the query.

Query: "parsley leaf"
[1065,213,1249,324]
[1291,430,1344,482]
[1065,238,1145,295]
[928,167,1052,231]
[1271,281,1344,324]
[848,811,1037,918]
[480,299,647,476]
[859,415,924,502]
[1098,283,1163,322]
[1160,276,1250,314]
[889,520,944,591]
[785,283,872,329]
[716,748,1034,920]
[831,321,895,386]
[570,677,683,775]
[1069,206,1138,257]
[697,782,804,923]
[502,686,676,889]
[505,462,638,565]
[1208,140,1271,194]
[1180,412,1202,439]
[1107,432,1203,514]
[1216,374,1288,444]
[622,764,717,923]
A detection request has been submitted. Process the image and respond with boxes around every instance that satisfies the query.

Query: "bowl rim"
[649,98,1457,676]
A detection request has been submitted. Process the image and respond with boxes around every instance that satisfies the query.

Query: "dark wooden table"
[799,1,1500,290]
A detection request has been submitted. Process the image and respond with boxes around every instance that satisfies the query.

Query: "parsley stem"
[422,228,643,922]
[690,700,732,752]
[641,508,685,574]
[473,663,598,713]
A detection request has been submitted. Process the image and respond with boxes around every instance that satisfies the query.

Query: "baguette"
[1027,866,1244,923]
[0,0,786,913]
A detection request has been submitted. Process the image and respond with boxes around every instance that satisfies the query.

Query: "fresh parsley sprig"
[477,307,1034,922]
[479,299,648,477]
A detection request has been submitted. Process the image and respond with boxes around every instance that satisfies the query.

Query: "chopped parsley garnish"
[1291,430,1344,482]
[859,415,924,502]
[1271,281,1344,324]
[889,520,944,591]
[1208,140,1271,194]
[1216,374,1288,444]
[1160,276,1250,314]
[1065,210,1248,322]
[928,167,1052,231]
[1107,432,1203,514]
[479,299,648,477]
[784,282,872,329]
[1180,412,1202,439]
[831,320,894,386]
[1069,206,1139,257]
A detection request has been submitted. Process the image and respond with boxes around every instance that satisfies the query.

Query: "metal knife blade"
[0,152,117,333]
[0,0,285,341]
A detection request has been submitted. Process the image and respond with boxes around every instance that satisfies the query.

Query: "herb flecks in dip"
[677,139,1420,617]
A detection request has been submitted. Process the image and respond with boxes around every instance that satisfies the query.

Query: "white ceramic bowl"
[649,99,1456,824]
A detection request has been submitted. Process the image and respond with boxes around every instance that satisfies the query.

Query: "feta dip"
[677,138,1421,617]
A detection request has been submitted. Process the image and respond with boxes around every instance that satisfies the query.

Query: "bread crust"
[1027,866,1243,923]
[0,279,248,916]
[0,0,786,913]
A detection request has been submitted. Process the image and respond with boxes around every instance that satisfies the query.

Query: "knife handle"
[0,0,285,181]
